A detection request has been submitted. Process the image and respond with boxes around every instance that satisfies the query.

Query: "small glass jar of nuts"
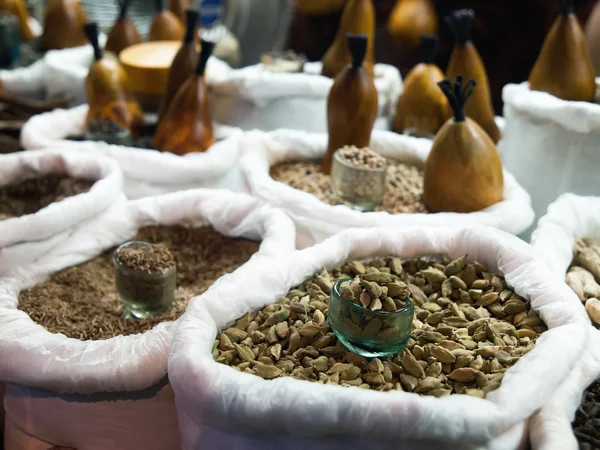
[330,145,387,212]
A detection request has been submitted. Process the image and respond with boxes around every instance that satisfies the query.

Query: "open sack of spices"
[21,104,244,198]
[241,126,533,248]
[169,225,589,449]
[0,148,123,273]
[527,194,600,450]
[498,0,600,238]
[0,188,295,450]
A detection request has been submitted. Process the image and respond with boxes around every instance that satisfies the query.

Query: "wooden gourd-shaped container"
[394,34,449,137]
[585,0,600,76]
[323,33,378,174]
[445,9,500,144]
[387,0,438,50]
[529,0,595,102]
[424,76,504,213]
[158,8,199,120]
[0,0,34,41]
[83,22,144,136]
[149,0,184,42]
[153,39,215,155]
[104,0,142,56]
[169,0,189,22]
[321,0,375,79]
[41,0,88,50]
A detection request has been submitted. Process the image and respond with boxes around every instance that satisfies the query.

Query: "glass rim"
[84,127,132,139]
[332,149,388,173]
[332,277,414,315]
[113,241,175,275]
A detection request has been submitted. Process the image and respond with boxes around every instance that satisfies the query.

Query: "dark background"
[286,0,596,114]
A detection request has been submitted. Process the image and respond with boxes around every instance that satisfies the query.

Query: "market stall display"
[321,0,375,80]
[241,127,532,247]
[0,189,295,449]
[169,226,588,449]
[528,193,600,450]
[393,35,449,138]
[446,9,500,144]
[0,148,123,273]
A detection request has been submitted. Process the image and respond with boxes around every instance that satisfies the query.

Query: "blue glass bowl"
[328,278,414,358]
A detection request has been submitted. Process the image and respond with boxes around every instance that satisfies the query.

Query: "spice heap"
[270,160,427,214]
[566,239,600,326]
[338,145,386,169]
[0,175,94,220]
[574,379,600,450]
[18,226,260,340]
[213,255,544,396]
[339,270,408,311]
[116,243,175,274]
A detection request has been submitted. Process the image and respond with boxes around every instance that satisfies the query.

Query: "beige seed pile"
[213,256,545,397]
[566,239,600,326]
[338,146,387,169]
[19,226,260,340]
[270,160,427,214]
[339,269,409,311]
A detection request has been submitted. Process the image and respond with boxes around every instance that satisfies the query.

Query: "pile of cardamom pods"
[566,239,600,326]
[213,255,545,397]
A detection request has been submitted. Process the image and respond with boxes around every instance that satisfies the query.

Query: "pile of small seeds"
[574,379,600,449]
[0,175,94,220]
[115,243,175,274]
[566,239,600,326]
[270,160,427,214]
[339,271,408,311]
[18,226,260,340]
[338,146,387,169]
[213,255,544,397]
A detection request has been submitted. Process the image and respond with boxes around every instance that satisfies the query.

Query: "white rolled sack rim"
[0,148,123,249]
[240,128,534,238]
[0,189,296,394]
[207,61,402,104]
[503,79,600,134]
[21,104,243,187]
[531,193,600,276]
[169,226,589,446]
[0,34,107,101]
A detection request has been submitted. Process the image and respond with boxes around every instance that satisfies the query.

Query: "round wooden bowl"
[119,41,180,112]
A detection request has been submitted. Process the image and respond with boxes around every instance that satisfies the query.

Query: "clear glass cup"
[113,241,176,319]
[330,150,387,212]
[328,278,414,358]
[85,127,132,146]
